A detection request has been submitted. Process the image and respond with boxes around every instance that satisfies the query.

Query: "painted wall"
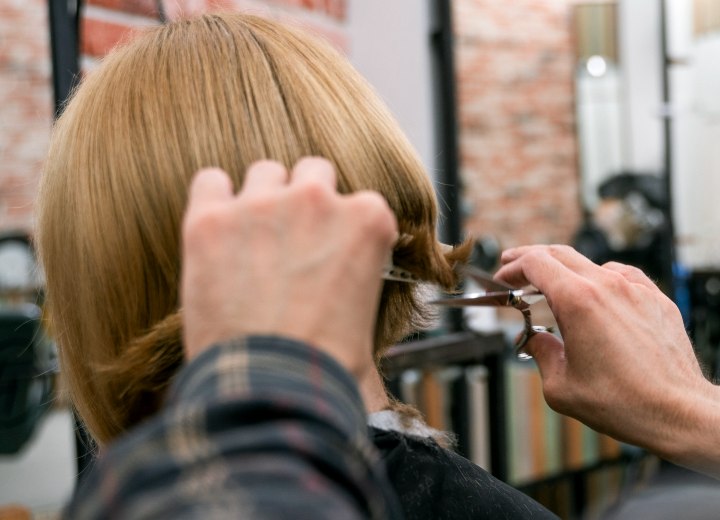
[668,0,720,268]
[348,0,436,175]
[618,0,664,174]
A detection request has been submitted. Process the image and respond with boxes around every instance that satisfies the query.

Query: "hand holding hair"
[181,157,398,381]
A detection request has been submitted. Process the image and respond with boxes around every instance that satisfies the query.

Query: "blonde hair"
[37,13,469,444]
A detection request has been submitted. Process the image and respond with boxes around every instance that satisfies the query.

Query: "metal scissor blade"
[433,290,545,308]
[382,263,422,283]
[433,292,512,307]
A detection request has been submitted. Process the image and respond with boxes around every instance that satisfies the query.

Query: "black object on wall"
[0,305,54,455]
[48,0,82,118]
[430,0,464,333]
[430,0,461,248]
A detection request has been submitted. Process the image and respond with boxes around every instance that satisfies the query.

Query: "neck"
[358,367,390,413]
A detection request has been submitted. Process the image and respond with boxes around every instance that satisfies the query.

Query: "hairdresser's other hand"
[496,245,720,478]
[181,158,397,381]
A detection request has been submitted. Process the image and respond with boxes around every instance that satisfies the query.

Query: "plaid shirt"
[64,336,404,519]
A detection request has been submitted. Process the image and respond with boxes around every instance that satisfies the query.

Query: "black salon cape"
[370,426,558,519]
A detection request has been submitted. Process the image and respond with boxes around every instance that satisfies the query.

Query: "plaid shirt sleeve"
[64,336,404,520]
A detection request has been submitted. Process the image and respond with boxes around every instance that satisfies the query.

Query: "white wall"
[347,0,437,176]
[0,409,75,514]
[618,0,665,173]
[668,0,720,268]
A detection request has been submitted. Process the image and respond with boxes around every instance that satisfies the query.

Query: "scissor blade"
[463,266,515,291]
[433,290,545,307]
[433,292,513,307]
[382,263,421,283]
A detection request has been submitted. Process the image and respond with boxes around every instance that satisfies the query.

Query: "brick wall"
[454,0,582,248]
[0,0,52,233]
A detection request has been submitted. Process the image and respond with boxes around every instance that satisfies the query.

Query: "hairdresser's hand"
[181,158,397,381]
[496,245,720,478]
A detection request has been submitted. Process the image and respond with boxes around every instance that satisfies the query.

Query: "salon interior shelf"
[381,331,505,376]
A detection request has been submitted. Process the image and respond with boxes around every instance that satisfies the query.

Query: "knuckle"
[625,265,646,279]
[602,260,623,270]
[604,261,643,278]
[525,249,546,262]
[547,244,571,257]
[296,179,333,205]
[524,248,550,267]
[604,269,631,295]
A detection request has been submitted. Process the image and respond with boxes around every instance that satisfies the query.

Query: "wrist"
[658,381,720,478]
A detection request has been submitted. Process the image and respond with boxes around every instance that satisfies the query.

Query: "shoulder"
[368,422,558,520]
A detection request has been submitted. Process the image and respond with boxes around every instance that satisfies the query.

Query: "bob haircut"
[37,13,469,444]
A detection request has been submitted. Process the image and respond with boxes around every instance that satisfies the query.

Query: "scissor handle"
[515,325,553,360]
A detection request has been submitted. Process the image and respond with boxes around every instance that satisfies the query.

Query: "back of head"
[37,13,468,444]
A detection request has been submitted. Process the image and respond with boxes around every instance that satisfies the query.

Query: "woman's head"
[37,13,468,443]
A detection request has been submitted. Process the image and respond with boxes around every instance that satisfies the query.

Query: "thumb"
[524,332,566,384]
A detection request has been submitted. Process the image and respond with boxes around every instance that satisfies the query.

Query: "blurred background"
[1,0,719,518]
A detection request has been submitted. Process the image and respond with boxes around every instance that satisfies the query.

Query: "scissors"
[382,263,551,359]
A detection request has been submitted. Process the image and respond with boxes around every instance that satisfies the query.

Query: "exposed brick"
[454,0,582,248]
[0,0,51,233]
[81,16,144,57]
[263,0,347,21]
[206,0,238,11]
[87,0,160,18]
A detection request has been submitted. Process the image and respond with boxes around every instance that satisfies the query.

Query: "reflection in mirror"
[573,1,623,210]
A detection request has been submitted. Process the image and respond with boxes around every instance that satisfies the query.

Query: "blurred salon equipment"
[0,232,56,455]
[573,173,672,290]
